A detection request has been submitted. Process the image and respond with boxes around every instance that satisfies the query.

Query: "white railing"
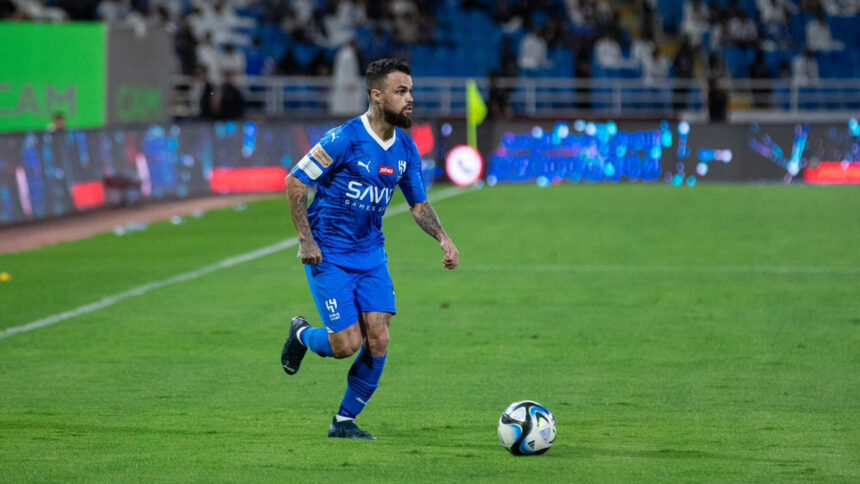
[171,75,860,119]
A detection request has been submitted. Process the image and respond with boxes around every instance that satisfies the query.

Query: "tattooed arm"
[410,201,459,270]
[285,175,322,265]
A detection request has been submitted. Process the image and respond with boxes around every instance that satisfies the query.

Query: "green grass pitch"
[1,184,858,482]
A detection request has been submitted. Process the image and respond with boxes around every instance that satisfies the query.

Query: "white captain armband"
[296,155,323,180]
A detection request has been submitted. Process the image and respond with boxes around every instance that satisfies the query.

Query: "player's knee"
[331,335,362,359]
[367,332,389,357]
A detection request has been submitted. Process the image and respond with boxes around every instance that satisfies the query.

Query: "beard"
[383,104,412,129]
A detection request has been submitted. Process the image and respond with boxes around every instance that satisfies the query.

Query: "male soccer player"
[281,59,460,440]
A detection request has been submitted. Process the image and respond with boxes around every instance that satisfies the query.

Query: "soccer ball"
[498,400,557,456]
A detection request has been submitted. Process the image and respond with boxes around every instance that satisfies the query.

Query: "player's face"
[380,72,413,129]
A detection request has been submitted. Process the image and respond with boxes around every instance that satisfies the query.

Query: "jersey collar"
[360,113,396,151]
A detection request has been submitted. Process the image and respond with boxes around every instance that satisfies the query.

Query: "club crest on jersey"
[398,160,407,175]
[379,166,395,176]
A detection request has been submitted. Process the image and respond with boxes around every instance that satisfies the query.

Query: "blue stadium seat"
[724,47,754,78]
[790,13,813,48]
[547,48,574,78]
[658,0,683,32]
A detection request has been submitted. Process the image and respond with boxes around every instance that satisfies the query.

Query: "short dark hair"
[366,59,412,93]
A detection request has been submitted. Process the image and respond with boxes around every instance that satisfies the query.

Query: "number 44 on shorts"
[325,298,340,321]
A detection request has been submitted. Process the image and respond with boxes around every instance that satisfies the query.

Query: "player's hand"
[300,239,323,265]
[440,237,459,270]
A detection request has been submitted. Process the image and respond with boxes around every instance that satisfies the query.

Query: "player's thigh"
[304,262,359,334]
[354,261,397,316]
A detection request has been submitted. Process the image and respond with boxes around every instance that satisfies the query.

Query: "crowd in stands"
[1,0,858,115]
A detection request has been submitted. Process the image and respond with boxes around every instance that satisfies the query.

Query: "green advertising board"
[0,23,106,132]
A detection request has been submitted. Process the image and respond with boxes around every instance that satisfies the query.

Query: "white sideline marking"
[461,264,860,276]
[0,186,470,341]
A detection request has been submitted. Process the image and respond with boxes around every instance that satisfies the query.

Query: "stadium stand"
[1,0,858,117]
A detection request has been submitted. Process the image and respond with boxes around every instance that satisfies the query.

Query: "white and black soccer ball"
[498,400,557,456]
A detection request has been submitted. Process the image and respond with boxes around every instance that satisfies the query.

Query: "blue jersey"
[290,114,428,252]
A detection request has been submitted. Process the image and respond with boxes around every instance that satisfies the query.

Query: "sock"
[336,347,387,420]
[299,326,334,358]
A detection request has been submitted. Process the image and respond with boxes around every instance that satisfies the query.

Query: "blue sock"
[299,326,334,358]
[337,347,387,420]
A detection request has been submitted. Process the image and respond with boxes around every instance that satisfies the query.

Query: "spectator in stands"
[631,29,657,68]
[750,49,775,107]
[196,66,218,119]
[48,112,66,132]
[487,71,513,120]
[322,0,367,47]
[672,36,698,109]
[187,5,209,39]
[707,75,728,121]
[499,38,520,77]
[518,26,550,73]
[639,0,659,41]
[707,17,729,52]
[245,37,271,77]
[174,17,198,76]
[642,48,671,86]
[329,41,366,116]
[12,0,68,21]
[220,43,246,80]
[806,8,845,51]
[197,33,221,84]
[96,0,128,23]
[681,0,711,46]
[391,0,422,44]
[673,36,698,79]
[726,10,759,49]
[821,0,858,16]
[716,0,747,23]
[218,71,246,120]
[210,0,252,47]
[792,49,820,86]
[759,2,795,51]
[594,27,637,71]
[757,0,799,24]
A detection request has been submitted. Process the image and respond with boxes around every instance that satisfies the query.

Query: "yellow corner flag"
[466,79,487,149]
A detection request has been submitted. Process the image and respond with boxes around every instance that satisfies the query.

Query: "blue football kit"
[284,111,433,432]
[290,114,428,333]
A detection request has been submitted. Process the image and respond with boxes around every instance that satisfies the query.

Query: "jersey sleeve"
[398,137,428,205]
[290,129,349,186]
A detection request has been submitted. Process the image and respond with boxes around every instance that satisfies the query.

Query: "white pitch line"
[0,186,471,341]
[460,264,860,276]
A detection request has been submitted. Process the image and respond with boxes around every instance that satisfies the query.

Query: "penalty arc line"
[0,186,471,342]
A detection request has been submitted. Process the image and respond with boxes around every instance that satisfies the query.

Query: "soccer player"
[281,59,460,440]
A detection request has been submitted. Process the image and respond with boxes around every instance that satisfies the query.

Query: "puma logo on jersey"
[357,160,371,172]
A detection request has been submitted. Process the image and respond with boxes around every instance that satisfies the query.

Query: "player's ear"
[369,88,382,104]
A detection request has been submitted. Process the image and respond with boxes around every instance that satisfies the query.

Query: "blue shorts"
[304,246,396,333]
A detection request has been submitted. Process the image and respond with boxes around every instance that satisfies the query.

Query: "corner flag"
[466,79,487,149]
